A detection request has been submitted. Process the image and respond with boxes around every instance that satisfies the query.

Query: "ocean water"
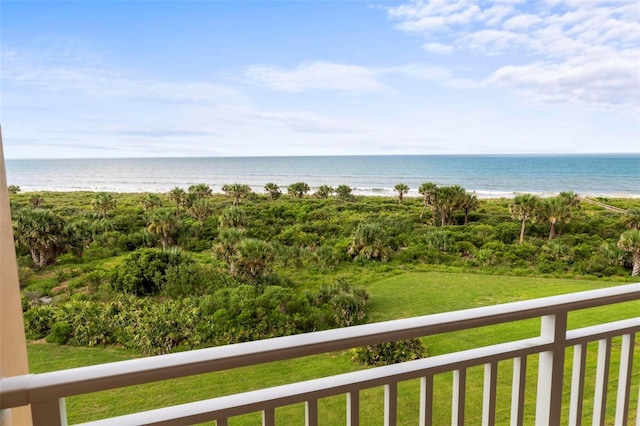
[5,154,640,199]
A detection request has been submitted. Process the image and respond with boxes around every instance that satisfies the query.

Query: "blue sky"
[1,0,639,159]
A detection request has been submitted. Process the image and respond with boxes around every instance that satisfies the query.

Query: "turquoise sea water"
[5,154,640,198]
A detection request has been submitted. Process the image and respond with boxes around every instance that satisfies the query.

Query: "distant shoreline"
[8,188,640,201]
[7,155,639,199]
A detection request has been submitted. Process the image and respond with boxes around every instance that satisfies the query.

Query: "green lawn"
[28,271,639,424]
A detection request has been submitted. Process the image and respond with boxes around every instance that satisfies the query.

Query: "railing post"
[535,313,567,426]
[30,398,66,426]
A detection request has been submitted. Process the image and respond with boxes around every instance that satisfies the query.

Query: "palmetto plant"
[287,182,310,198]
[538,196,573,240]
[147,209,176,250]
[14,208,67,267]
[418,182,438,219]
[90,192,117,219]
[336,185,353,201]
[167,187,186,216]
[187,183,213,199]
[315,185,335,199]
[618,229,640,276]
[142,193,163,212]
[264,182,282,200]
[347,222,389,261]
[394,183,409,203]
[509,193,540,245]
[222,183,252,206]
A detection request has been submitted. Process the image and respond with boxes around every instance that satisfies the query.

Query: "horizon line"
[6,152,640,161]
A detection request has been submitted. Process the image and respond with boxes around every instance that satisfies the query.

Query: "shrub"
[351,338,428,366]
[111,248,196,296]
[23,306,54,339]
[314,279,369,327]
[46,322,71,344]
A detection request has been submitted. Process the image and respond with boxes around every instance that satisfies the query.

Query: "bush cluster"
[24,281,369,355]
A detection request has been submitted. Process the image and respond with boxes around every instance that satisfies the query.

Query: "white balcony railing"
[1,283,639,426]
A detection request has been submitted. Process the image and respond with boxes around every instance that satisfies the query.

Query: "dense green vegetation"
[27,272,639,424]
[11,186,639,356]
[10,184,638,423]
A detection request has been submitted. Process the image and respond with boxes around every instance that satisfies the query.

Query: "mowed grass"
[28,272,639,424]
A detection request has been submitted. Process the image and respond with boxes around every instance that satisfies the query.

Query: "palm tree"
[142,193,162,212]
[187,198,213,226]
[222,183,252,206]
[13,208,67,267]
[167,187,186,216]
[91,192,117,219]
[539,196,572,240]
[147,209,176,250]
[460,192,479,225]
[559,191,581,209]
[623,208,640,230]
[187,183,212,199]
[234,238,275,280]
[433,185,465,226]
[213,227,246,270]
[510,194,540,244]
[315,185,334,199]
[264,182,281,200]
[394,183,409,203]
[287,182,310,198]
[29,193,44,207]
[219,206,247,229]
[347,222,389,261]
[618,229,640,276]
[418,182,438,219]
[336,185,353,201]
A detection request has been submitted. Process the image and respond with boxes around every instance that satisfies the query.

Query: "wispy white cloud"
[245,62,385,93]
[245,61,460,92]
[422,42,454,54]
[388,0,640,108]
[1,47,243,105]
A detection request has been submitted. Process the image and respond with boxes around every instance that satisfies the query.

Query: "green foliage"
[314,280,369,327]
[348,222,389,261]
[110,248,197,295]
[287,182,310,198]
[46,322,72,344]
[336,185,354,201]
[13,207,70,267]
[351,338,427,366]
[264,182,282,200]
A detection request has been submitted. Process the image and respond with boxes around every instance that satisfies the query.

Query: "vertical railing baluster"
[31,398,66,426]
[535,313,567,426]
[569,344,587,426]
[636,376,640,426]
[593,338,612,426]
[483,362,497,426]
[511,356,526,426]
[452,369,466,426]
[306,399,318,426]
[384,383,397,426]
[615,333,635,426]
[262,408,275,426]
[420,375,434,426]
[347,390,359,426]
